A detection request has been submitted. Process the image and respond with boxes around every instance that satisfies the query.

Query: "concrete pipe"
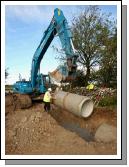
[53,90,94,118]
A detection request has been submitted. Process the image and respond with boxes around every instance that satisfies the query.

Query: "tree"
[5,68,9,80]
[71,69,86,87]
[72,5,116,85]
[97,28,117,87]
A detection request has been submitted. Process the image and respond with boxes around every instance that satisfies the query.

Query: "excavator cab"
[37,74,51,94]
[42,74,51,89]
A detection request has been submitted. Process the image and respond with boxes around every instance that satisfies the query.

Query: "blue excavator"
[13,8,78,96]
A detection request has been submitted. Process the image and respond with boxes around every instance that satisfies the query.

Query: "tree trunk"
[85,67,90,86]
[85,55,90,86]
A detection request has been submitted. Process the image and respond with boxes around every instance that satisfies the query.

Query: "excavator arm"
[31,8,78,89]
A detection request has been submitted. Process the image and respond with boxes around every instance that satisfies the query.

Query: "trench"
[60,122,94,142]
[49,105,95,142]
[32,101,95,142]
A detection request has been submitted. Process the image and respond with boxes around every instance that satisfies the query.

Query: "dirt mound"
[95,123,117,142]
[5,94,32,114]
[16,94,32,109]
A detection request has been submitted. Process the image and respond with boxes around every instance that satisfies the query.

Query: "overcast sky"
[5,5,117,84]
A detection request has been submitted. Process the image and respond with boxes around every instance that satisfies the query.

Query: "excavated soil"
[5,94,117,155]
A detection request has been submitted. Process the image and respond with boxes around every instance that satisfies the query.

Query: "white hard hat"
[48,88,52,92]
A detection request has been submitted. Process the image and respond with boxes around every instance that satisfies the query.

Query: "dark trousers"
[44,102,50,111]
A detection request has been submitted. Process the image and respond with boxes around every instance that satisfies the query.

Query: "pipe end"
[81,100,94,118]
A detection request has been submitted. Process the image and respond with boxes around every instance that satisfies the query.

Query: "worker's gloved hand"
[50,95,56,104]
[52,96,56,100]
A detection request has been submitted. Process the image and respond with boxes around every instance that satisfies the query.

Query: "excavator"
[13,8,78,96]
[10,8,94,117]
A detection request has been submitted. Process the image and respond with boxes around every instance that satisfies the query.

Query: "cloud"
[5,5,55,24]
[5,5,82,25]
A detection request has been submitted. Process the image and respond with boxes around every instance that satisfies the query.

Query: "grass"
[5,85,13,90]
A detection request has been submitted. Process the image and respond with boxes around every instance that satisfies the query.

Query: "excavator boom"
[31,8,77,88]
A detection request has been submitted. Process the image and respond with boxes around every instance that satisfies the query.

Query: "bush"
[98,94,117,107]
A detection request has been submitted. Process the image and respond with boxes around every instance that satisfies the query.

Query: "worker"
[86,83,94,90]
[43,88,52,112]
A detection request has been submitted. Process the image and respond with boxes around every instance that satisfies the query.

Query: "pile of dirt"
[5,94,32,115]
[95,123,117,142]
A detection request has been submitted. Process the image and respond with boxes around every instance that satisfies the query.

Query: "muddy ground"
[5,94,117,155]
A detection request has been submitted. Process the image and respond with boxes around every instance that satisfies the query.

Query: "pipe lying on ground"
[53,90,94,118]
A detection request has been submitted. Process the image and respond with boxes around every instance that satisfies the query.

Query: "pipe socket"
[53,90,94,118]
